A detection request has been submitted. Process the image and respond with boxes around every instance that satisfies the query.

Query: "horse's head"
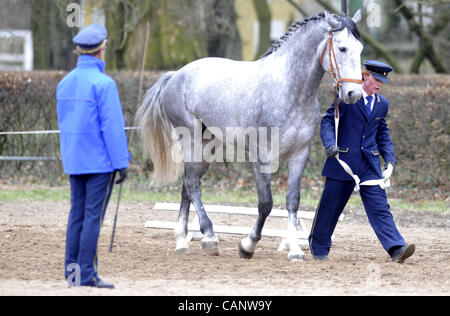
[322,10,363,104]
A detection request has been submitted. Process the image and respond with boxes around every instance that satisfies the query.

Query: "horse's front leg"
[284,147,311,261]
[239,162,273,259]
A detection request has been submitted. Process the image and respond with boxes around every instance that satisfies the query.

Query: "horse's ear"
[352,9,362,24]
[324,10,341,29]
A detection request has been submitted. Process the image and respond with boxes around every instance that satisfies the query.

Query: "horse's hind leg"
[174,179,191,254]
[184,161,219,256]
[239,162,273,259]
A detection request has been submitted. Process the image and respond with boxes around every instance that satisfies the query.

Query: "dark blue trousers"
[65,172,115,286]
[309,178,405,257]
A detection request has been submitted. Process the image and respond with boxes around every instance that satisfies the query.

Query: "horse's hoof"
[175,238,190,255]
[202,241,219,256]
[288,254,306,262]
[176,247,190,255]
[202,236,219,256]
[238,242,254,260]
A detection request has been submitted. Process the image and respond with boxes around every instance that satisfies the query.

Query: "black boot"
[390,244,415,263]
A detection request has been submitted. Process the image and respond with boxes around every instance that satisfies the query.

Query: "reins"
[320,31,389,192]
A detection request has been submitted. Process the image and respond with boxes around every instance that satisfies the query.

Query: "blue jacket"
[56,55,129,175]
[321,94,396,182]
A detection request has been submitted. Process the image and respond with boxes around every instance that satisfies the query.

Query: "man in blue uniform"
[56,24,129,288]
[309,60,415,263]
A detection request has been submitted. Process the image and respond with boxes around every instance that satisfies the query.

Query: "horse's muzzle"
[342,87,362,104]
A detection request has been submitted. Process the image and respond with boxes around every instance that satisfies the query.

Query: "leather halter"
[320,31,363,88]
[320,31,363,118]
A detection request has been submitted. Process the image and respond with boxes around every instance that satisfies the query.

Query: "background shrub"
[0,71,448,199]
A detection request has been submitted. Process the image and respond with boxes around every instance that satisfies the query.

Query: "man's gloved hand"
[383,162,395,181]
[115,168,128,185]
[326,145,339,158]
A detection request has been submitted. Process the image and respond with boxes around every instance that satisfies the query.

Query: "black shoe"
[391,244,415,264]
[313,255,329,261]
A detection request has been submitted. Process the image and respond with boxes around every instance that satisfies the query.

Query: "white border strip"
[0,127,139,136]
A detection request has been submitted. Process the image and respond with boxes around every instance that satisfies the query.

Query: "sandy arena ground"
[0,196,449,296]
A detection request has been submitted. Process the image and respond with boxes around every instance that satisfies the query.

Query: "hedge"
[0,71,448,193]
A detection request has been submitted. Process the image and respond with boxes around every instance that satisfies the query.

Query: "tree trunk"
[104,0,128,70]
[30,0,79,70]
[104,0,242,70]
[207,0,242,60]
[253,0,272,60]
[104,0,210,70]
[410,41,426,74]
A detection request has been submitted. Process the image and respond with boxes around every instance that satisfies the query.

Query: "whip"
[109,181,123,252]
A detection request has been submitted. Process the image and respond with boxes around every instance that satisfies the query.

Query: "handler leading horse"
[137,10,363,261]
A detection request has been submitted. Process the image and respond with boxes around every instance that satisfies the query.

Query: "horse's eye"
[339,47,347,53]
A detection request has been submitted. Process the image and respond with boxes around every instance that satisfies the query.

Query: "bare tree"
[305,0,448,74]
[310,0,403,73]
[30,0,79,70]
[103,0,242,70]
[205,0,242,60]
[253,0,272,59]
[393,0,448,73]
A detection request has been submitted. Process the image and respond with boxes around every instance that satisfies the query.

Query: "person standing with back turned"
[308,60,415,263]
[56,24,129,289]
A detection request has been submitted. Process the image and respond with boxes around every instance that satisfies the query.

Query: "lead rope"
[333,90,360,191]
[333,93,391,192]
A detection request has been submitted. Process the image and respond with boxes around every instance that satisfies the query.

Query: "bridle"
[320,31,363,118]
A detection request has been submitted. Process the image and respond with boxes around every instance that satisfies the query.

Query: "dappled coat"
[56,55,129,175]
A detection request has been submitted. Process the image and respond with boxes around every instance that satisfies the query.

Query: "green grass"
[0,183,320,207]
[0,186,70,202]
[0,183,448,215]
[389,198,449,214]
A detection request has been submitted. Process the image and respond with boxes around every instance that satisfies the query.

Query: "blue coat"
[56,55,129,175]
[320,94,396,182]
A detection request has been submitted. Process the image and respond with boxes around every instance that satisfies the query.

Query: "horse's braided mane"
[260,12,361,59]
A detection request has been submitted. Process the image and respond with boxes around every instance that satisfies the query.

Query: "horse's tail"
[136,71,183,185]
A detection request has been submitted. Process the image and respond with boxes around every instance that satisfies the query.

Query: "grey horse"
[137,10,363,261]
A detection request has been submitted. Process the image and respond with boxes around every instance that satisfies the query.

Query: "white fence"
[0,127,138,161]
[146,202,344,248]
